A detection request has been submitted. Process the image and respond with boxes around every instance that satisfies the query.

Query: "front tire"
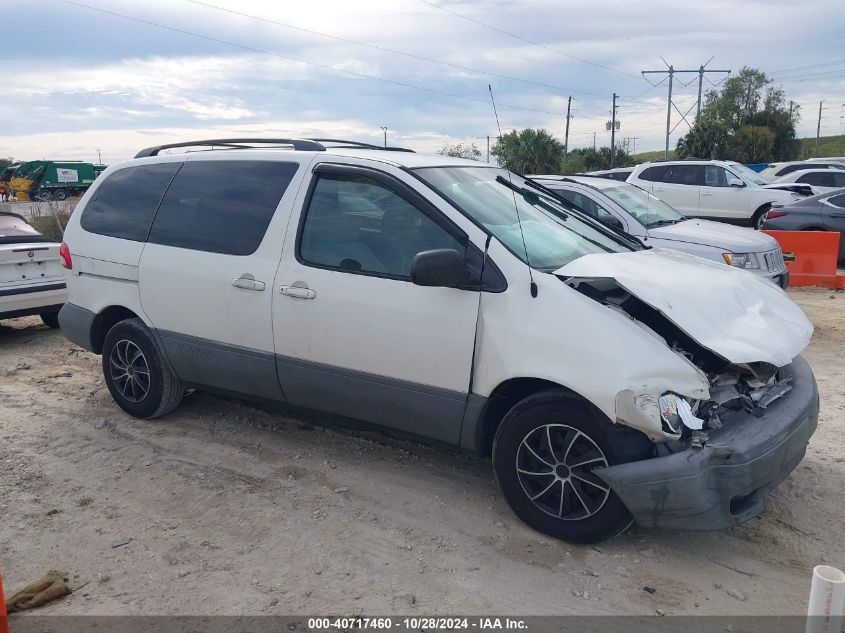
[102,318,183,419]
[492,390,633,544]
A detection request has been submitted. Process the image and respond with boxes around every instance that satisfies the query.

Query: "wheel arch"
[472,378,598,456]
[90,305,140,354]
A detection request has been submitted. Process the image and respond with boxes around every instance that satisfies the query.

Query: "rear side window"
[829,194,845,208]
[799,172,833,186]
[148,161,298,256]
[663,165,701,186]
[80,163,180,241]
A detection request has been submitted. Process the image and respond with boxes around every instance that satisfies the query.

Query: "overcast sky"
[4,0,844,164]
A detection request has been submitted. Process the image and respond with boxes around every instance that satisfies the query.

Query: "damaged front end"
[558,266,810,448]
[553,251,819,529]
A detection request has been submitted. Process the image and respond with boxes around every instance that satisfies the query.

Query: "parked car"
[59,138,816,543]
[758,161,845,182]
[584,167,633,181]
[0,211,67,327]
[530,175,788,287]
[771,169,845,196]
[803,157,845,165]
[763,188,845,263]
[627,159,804,228]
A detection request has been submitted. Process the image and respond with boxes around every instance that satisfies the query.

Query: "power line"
[57,0,568,117]
[418,0,641,81]
[767,58,845,75]
[185,0,609,98]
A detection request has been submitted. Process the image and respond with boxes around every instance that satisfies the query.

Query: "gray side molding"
[58,302,96,352]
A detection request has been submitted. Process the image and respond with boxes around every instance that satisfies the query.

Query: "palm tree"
[491,129,564,174]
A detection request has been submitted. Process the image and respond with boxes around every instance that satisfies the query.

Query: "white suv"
[628,159,803,228]
[59,138,817,543]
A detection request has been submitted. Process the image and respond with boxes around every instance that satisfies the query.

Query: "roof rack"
[134,137,414,159]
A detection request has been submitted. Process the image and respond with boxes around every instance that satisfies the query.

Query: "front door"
[271,162,483,444]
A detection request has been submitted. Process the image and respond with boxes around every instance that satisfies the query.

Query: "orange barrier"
[762,230,845,289]
[0,573,8,633]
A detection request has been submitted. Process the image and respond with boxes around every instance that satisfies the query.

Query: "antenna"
[488,84,537,298]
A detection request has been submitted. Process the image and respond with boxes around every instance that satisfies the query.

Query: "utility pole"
[593,132,596,150]
[380,126,388,148]
[816,101,823,155]
[610,93,618,168]
[563,96,572,166]
[486,135,490,163]
[96,148,102,164]
[643,60,730,159]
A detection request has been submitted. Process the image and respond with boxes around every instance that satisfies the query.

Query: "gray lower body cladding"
[595,355,818,530]
[58,302,96,350]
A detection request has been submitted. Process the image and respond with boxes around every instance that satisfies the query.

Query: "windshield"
[598,182,684,227]
[729,163,767,186]
[415,167,635,270]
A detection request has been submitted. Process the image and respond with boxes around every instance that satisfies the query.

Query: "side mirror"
[410,249,467,289]
[729,178,745,188]
[599,215,624,230]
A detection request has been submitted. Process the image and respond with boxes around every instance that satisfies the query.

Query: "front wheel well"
[476,378,596,456]
[90,306,140,354]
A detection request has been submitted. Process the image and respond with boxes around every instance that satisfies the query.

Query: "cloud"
[1,0,843,162]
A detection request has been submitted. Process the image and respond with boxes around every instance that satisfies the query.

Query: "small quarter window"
[81,163,180,241]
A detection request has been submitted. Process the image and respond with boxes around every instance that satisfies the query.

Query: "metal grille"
[762,248,785,272]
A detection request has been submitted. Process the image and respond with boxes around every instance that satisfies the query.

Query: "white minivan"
[59,139,818,543]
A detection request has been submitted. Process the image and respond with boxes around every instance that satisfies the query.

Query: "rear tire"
[102,318,183,419]
[54,189,67,201]
[492,390,633,544]
[40,312,60,328]
[38,190,52,201]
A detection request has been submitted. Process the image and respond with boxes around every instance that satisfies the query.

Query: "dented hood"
[555,249,812,367]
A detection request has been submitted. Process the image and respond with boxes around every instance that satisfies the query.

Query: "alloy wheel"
[109,339,151,403]
[516,424,610,521]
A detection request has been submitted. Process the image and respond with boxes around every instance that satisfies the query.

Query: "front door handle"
[701,191,713,196]
[280,284,316,300]
[232,275,265,291]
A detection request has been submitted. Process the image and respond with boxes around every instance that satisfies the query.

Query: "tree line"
[438,67,801,173]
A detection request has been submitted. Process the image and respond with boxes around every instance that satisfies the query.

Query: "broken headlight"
[658,393,704,434]
[722,252,760,269]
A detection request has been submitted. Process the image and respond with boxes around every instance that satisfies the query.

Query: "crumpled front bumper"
[595,355,818,530]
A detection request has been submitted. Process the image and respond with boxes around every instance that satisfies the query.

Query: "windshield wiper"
[648,219,683,227]
[496,175,568,219]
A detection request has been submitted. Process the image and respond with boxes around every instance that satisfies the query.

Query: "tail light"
[59,242,72,270]
[766,209,788,220]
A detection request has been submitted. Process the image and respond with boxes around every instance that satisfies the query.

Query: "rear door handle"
[232,276,265,291]
[280,284,316,300]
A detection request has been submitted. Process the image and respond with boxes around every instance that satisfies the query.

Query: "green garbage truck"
[9,160,103,201]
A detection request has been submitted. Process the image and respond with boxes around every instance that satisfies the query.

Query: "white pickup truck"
[0,211,66,327]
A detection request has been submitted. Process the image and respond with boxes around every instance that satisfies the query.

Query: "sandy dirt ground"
[0,288,842,616]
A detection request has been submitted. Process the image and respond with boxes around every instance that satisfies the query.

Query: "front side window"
[148,160,298,256]
[828,194,845,208]
[81,162,180,241]
[415,167,636,270]
[703,165,731,187]
[299,172,465,278]
[555,189,613,222]
[600,183,684,227]
[638,166,667,182]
